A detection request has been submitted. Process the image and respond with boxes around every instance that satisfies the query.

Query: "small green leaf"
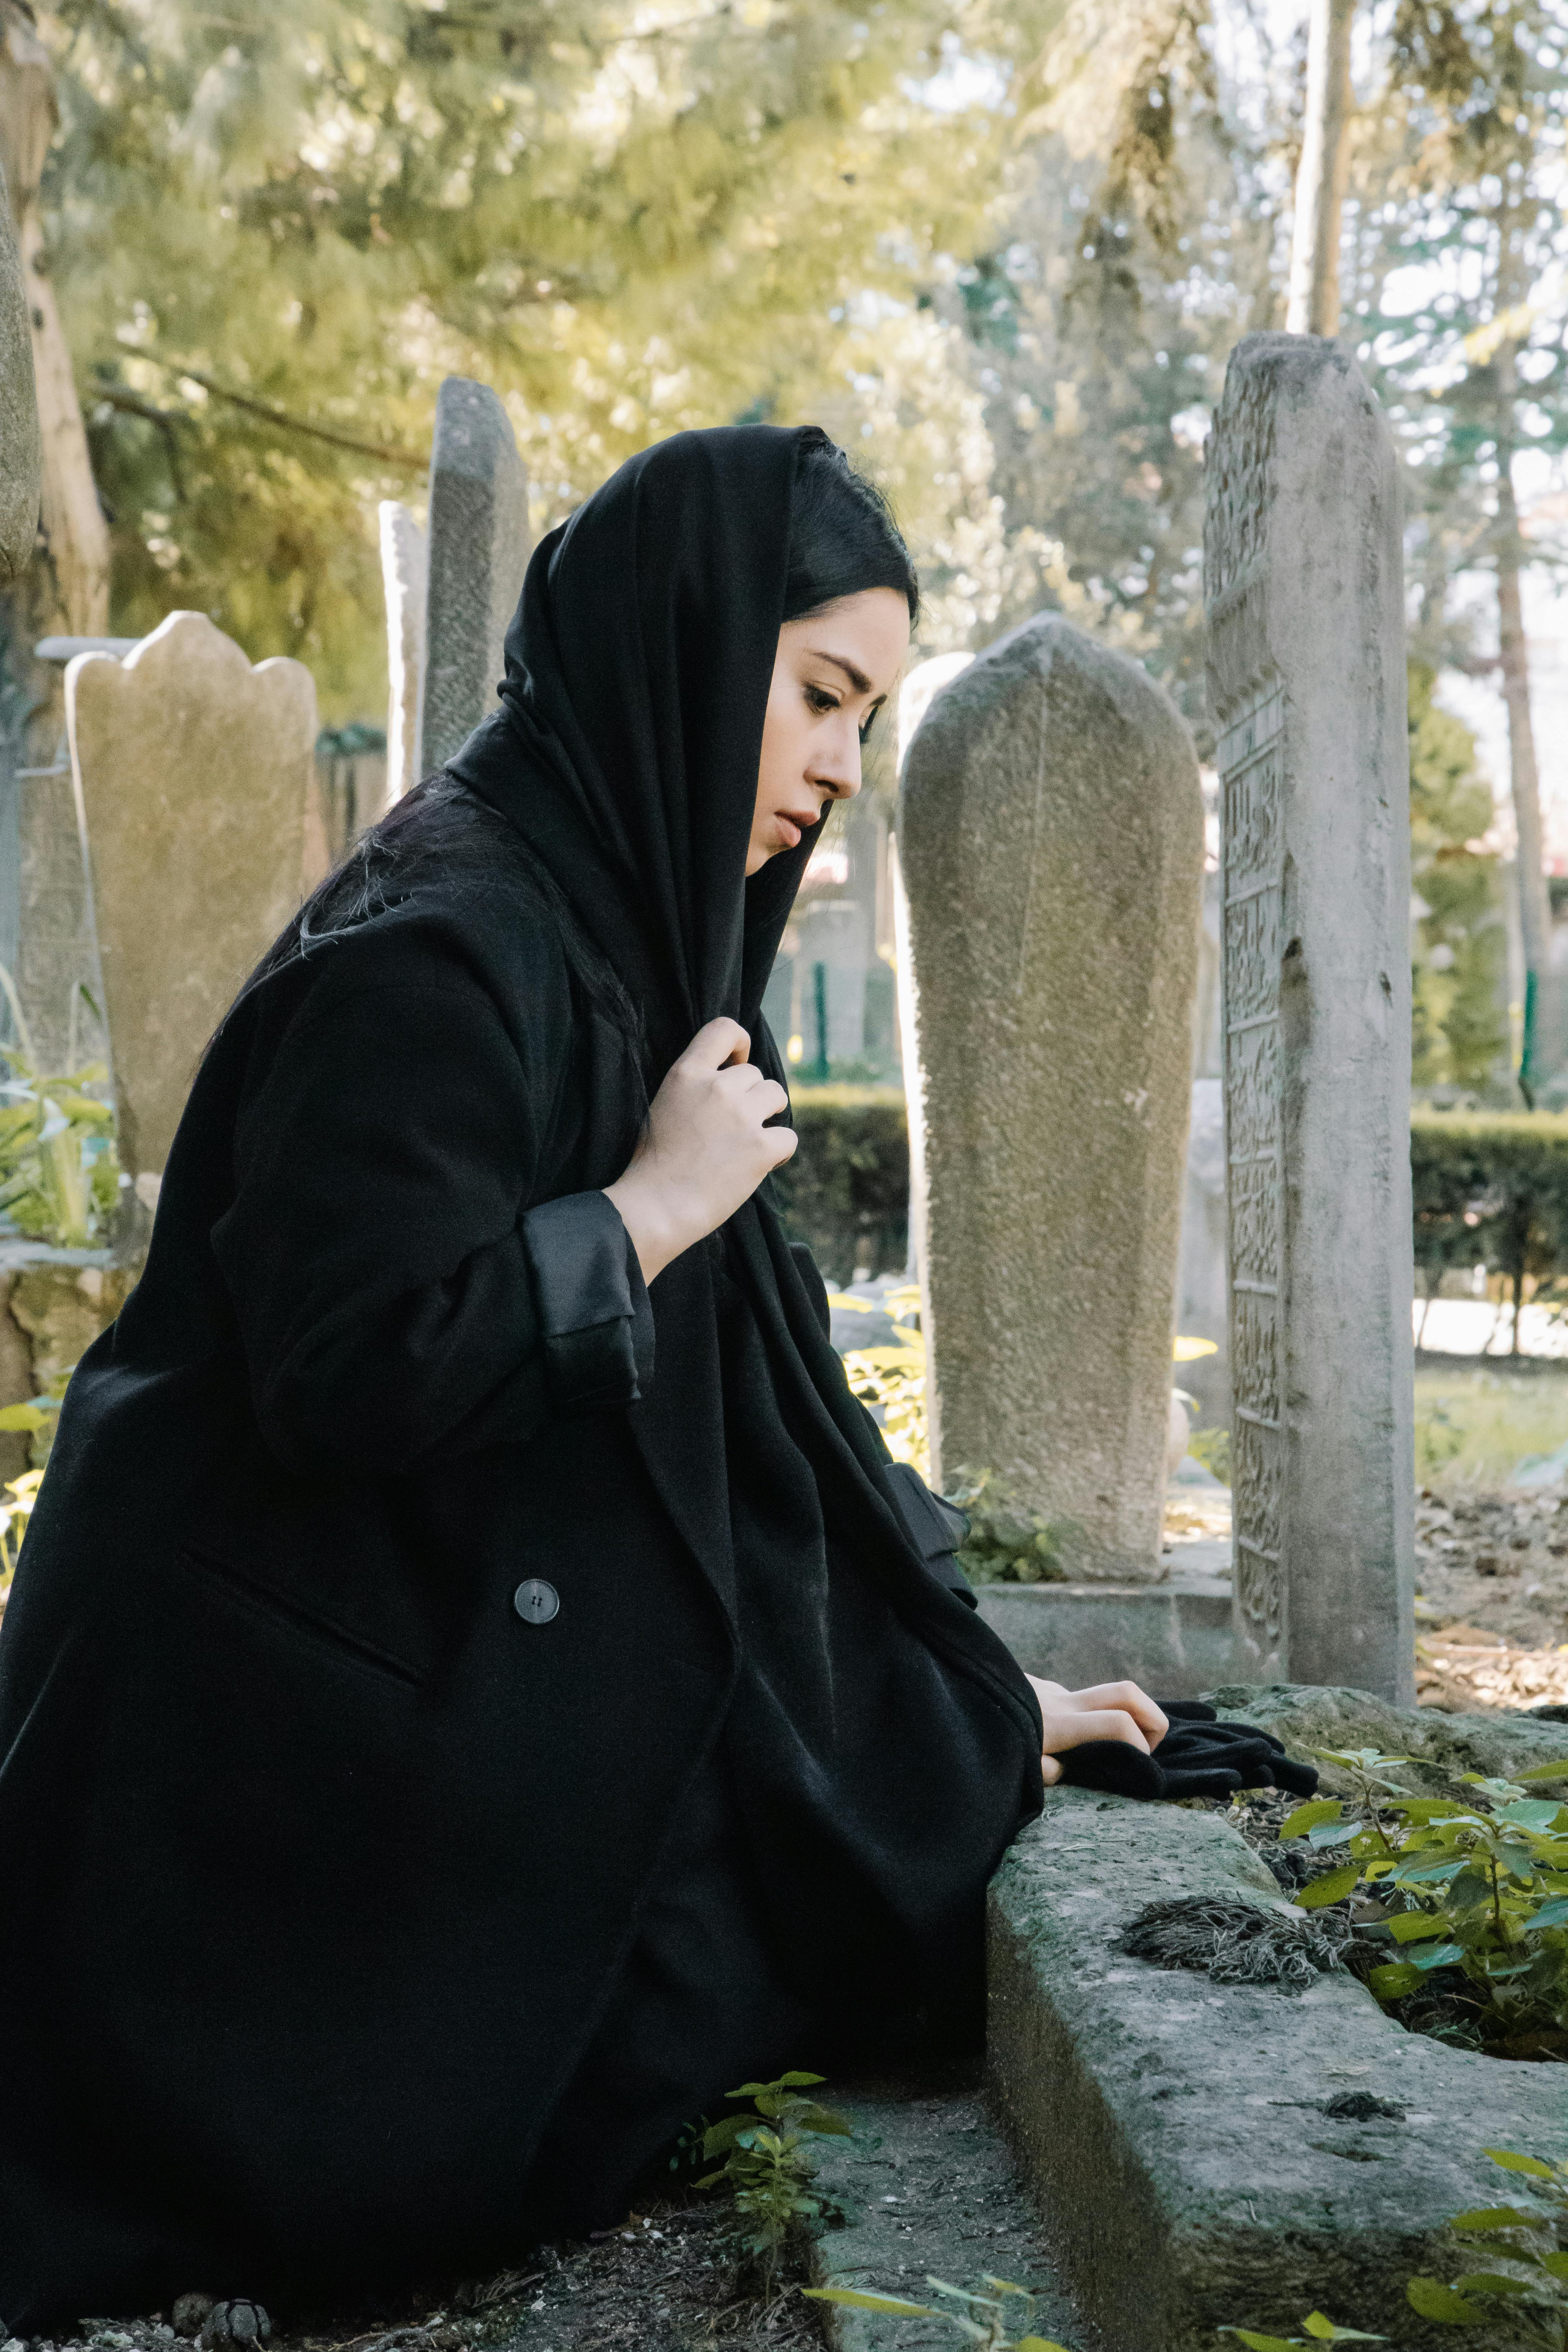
[1302,2317,1387,2343]
[1448,2207,1544,2231]
[802,2287,935,2317]
[1405,2277,1487,2323]
[1367,1961,1423,2000]
[0,1400,49,1432]
[1279,1800,1343,1839]
[1014,2339,1076,2351]
[1486,2151,1557,2179]
[1450,2272,1532,2296]
[1524,1897,1568,1932]
[1541,2252,1568,2280]
[1410,1941,1466,1971]
[1516,1759,1568,1782]
[1216,2331,1299,2351]
[1387,1911,1453,1943]
[1296,1865,1362,1909]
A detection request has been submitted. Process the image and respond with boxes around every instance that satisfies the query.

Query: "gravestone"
[379,499,427,804]
[0,158,39,581]
[1204,332,1415,1702]
[65,613,317,1178]
[417,379,530,775]
[899,615,1203,1580]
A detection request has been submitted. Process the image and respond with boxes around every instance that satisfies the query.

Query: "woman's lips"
[775,814,802,848]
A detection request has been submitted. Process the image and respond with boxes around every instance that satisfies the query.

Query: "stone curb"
[985,1689,1568,2352]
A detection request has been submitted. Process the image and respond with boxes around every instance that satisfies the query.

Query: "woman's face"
[747,586,911,876]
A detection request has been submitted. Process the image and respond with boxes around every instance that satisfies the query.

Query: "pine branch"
[142,359,426,471]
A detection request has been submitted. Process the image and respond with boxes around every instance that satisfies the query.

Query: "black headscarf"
[449,425,1040,1997]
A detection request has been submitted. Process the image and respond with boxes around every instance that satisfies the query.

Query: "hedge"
[769,1085,908,1284]
[776,1093,1568,1314]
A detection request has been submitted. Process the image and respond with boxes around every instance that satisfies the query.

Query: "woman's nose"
[813,739,862,801]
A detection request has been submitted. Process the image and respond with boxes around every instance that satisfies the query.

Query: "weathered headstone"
[65,612,317,1178]
[899,615,1204,1580]
[0,157,39,581]
[379,499,427,804]
[1204,332,1415,1701]
[416,379,530,775]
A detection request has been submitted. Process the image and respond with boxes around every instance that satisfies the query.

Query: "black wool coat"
[0,836,1042,2330]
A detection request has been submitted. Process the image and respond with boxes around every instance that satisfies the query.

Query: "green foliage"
[695,2072,851,2294]
[1187,1426,1232,1485]
[1219,2319,1385,2348]
[942,1465,1081,1586]
[0,1467,44,1603]
[1410,1110,1568,1331]
[807,2271,1074,2349]
[0,970,119,1251]
[1406,2149,1568,2346]
[829,1282,929,1476]
[1281,1748,1568,2058]
[771,1089,907,1286]
[1408,665,1506,1094]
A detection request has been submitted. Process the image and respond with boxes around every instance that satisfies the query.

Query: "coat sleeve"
[209,962,652,1478]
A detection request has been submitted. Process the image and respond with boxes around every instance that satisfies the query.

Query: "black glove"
[1057,1699,1318,1801]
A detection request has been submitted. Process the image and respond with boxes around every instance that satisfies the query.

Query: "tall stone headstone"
[416,379,530,775]
[1204,332,1415,1702]
[379,499,427,805]
[899,615,1204,1580]
[65,613,317,1177]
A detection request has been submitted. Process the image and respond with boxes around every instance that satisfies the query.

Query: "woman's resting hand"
[1025,1677,1169,1787]
[605,1019,798,1283]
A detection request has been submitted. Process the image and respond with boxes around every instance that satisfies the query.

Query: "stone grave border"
[985,1685,1568,2352]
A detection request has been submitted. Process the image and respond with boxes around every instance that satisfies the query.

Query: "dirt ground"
[1413,1485,1568,1710]
[43,2192,826,2352]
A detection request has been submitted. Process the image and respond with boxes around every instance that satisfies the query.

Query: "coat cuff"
[520,1191,654,1419]
[882,1460,978,1609]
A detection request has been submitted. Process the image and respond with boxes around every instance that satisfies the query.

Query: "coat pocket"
[177,1545,429,1691]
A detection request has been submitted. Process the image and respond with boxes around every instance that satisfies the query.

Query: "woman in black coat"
[0,425,1171,2330]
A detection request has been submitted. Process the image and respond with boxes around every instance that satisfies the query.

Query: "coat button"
[513,1578,560,1625]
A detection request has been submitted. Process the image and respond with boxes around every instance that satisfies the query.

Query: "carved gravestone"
[65,613,317,1177]
[417,379,530,775]
[899,615,1203,1580]
[1204,333,1415,1702]
[379,499,427,804]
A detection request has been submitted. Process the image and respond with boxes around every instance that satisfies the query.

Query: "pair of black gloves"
[1053,1698,1319,1801]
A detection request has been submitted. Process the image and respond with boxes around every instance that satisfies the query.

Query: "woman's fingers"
[683,1017,751,1069]
[1041,1707,1151,1758]
[1041,1754,1064,1787]
[1068,1681,1169,1749]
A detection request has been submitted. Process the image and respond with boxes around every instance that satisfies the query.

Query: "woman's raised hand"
[604,1019,798,1284]
[1025,1678,1169,1787]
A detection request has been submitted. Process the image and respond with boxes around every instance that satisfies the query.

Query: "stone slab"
[379,498,427,804]
[418,378,529,774]
[808,2073,1087,2352]
[65,613,316,1174]
[985,1687,1568,2352]
[1205,335,1415,1700]
[899,616,1203,1582]
[976,1574,1234,1700]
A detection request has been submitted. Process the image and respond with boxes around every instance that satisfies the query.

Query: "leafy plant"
[1219,2316,1385,2348]
[1406,2149,1568,2345]
[696,2072,852,2296]
[941,1466,1080,1586]
[830,1284,929,1477]
[807,2271,1074,2349]
[1187,1425,1232,1485]
[0,1466,42,1601]
[1281,1748,1568,2058]
[0,969,119,1250]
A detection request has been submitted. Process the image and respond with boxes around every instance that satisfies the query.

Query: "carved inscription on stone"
[1219,681,1285,1674]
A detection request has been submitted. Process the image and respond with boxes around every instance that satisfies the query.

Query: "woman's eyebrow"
[806,648,873,695]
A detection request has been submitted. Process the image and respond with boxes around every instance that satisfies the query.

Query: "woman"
[0,424,1171,2329]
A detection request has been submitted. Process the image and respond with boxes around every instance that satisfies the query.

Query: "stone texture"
[899,615,1204,1580]
[977,1571,1234,1700]
[1206,334,1414,1702]
[379,498,427,804]
[988,1685,1568,2352]
[0,157,39,583]
[65,613,317,1175]
[417,378,529,775]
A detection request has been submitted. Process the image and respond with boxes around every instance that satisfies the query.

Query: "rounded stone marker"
[513,1577,560,1624]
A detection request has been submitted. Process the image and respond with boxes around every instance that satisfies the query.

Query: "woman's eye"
[805,685,839,716]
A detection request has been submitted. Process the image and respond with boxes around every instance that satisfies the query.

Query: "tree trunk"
[1286,0,1355,336]
[0,0,110,1069]
[1492,227,1558,1101]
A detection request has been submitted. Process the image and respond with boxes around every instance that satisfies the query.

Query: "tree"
[38,0,1064,716]
[1285,0,1354,335]
[1354,0,1568,1095]
[1408,660,1506,1094]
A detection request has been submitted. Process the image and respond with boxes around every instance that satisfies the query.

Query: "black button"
[513,1578,560,1625]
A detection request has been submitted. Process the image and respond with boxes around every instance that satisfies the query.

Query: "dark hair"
[783,434,920,626]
